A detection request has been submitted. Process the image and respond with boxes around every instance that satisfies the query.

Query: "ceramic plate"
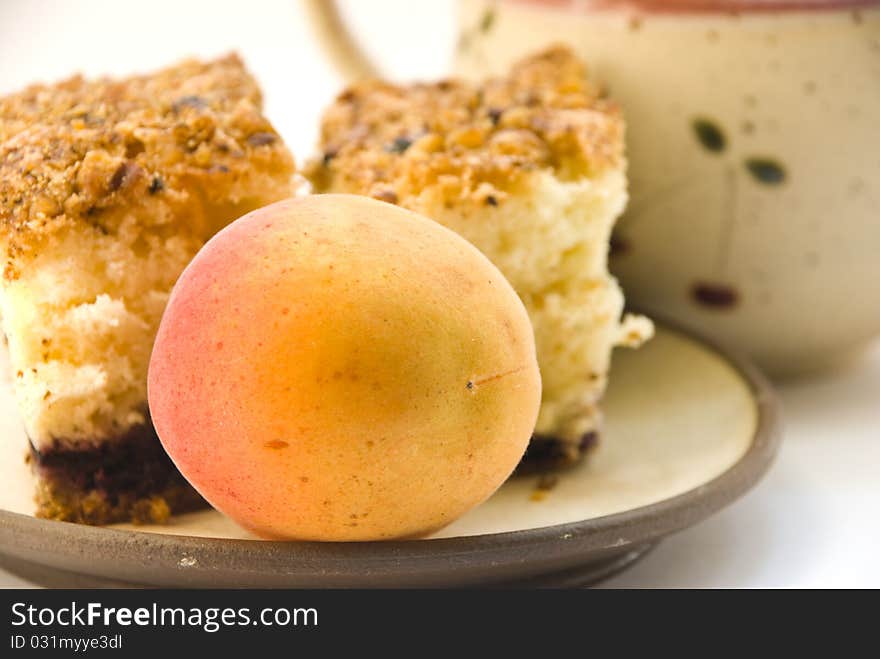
[0,324,780,587]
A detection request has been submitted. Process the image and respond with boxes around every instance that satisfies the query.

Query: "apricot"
[148,194,540,540]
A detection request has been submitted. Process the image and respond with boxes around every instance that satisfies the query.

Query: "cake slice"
[0,54,296,523]
[306,46,652,471]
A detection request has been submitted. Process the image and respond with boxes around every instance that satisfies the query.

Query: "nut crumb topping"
[306,46,623,206]
[0,53,295,277]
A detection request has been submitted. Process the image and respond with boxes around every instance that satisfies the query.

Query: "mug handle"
[302,0,382,81]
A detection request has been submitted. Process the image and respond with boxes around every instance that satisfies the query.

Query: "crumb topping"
[306,46,623,206]
[0,54,294,277]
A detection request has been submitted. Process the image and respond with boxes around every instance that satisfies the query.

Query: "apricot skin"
[148,194,541,541]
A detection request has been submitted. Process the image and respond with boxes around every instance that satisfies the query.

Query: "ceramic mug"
[305,0,880,376]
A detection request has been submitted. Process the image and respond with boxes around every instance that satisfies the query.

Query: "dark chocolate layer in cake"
[29,419,206,525]
[515,431,598,475]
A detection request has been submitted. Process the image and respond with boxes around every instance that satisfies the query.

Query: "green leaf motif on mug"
[745,158,787,185]
[692,118,726,153]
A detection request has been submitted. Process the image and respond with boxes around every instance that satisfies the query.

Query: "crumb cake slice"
[0,54,295,523]
[306,46,652,471]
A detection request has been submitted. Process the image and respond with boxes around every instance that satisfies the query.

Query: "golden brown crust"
[0,54,295,279]
[305,46,623,206]
[34,475,206,525]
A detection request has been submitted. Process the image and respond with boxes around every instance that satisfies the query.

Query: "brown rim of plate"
[0,318,782,588]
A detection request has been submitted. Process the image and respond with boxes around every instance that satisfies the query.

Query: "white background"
[0,0,878,588]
